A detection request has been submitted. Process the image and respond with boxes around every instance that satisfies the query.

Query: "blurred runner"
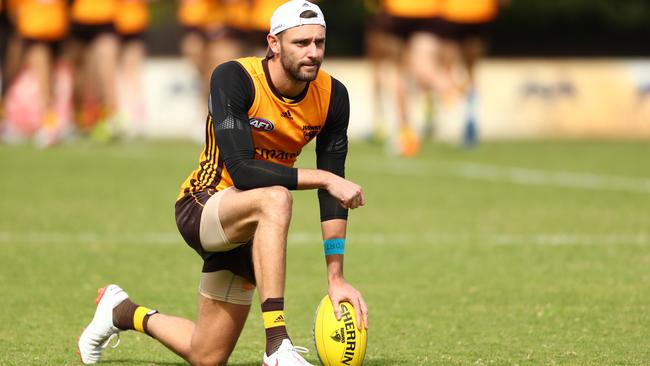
[362,0,388,143]
[203,0,248,88]
[0,0,7,124]
[69,0,120,139]
[371,0,446,156]
[0,0,7,99]
[177,0,211,95]
[0,0,23,97]
[115,0,150,138]
[1,0,18,136]
[247,0,285,56]
[3,0,70,146]
[439,0,504,147]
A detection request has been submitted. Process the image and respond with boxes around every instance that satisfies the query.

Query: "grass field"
[1,140,649,365]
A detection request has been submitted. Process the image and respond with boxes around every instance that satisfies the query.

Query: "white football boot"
[77,285,129,364]
[263,339,313,366]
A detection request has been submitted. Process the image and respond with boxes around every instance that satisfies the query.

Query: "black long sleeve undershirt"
[317,78,350,221]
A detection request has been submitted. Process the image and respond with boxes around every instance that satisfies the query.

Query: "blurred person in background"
[247,0,286,56]
[362,0,388,143]
[0,0,6,99]
[438,0,505,147]
[1,0,20,134]
[69,0,120,140]
[0,0,23,100]
[203,0,248,89]
[367,0,447,157]
[0,0,9,122]
[2,0,70,146]
[115,0,151,138]
[177,0,249,100]
[1,1,24,97]
[177,0,212,96]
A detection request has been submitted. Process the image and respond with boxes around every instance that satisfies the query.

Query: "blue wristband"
[324,238,345,256]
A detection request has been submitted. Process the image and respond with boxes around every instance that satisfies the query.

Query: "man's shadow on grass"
[231,362,405,366]
[103,358,403,365]
[102,360,185,365]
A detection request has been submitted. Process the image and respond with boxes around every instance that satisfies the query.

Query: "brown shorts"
[175,189,256,285]
[433,19,492,41]
[377,13,440,40]
[70,22,116,43]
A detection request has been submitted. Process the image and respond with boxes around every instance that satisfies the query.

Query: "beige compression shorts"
[175,188,255,305]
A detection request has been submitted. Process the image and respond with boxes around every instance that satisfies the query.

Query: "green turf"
[1,140,649,365]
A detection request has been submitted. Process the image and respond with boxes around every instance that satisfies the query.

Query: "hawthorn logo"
[302,125,320,141]
[249,117,274,131]
[330,328,345,343]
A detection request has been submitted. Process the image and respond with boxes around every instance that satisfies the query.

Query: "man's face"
[278,25,326,82]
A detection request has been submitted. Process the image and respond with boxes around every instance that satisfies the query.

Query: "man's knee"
[258,186,293,214]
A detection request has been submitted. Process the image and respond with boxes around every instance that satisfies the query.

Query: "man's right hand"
[326,175,365,209]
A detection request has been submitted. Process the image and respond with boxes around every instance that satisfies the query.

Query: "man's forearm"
[322,219,347,282]
[296,168,335,190]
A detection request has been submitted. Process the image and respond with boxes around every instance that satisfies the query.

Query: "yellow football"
[313,295,367,366]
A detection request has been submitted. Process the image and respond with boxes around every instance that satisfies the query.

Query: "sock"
[112,298,158,335]
[262,298,290,355]
[464,88,478,146]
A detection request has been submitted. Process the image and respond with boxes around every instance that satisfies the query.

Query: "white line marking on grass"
[1,231,647,246]
[492,233,649,246]
[445,162,650,194]
[343,232,649,246]
[361,159,650,194]
[0,231,181,245]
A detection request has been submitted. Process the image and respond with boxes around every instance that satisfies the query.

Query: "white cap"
[270,0,326,36]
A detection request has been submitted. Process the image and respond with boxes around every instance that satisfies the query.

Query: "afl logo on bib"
[249,117,275,131]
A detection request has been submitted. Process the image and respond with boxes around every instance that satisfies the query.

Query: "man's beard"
[281,53,321,82]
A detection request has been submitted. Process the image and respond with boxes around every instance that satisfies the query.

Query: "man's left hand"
[328,277,368,330]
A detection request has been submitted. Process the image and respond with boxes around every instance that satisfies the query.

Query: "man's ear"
[267,34,281,55]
